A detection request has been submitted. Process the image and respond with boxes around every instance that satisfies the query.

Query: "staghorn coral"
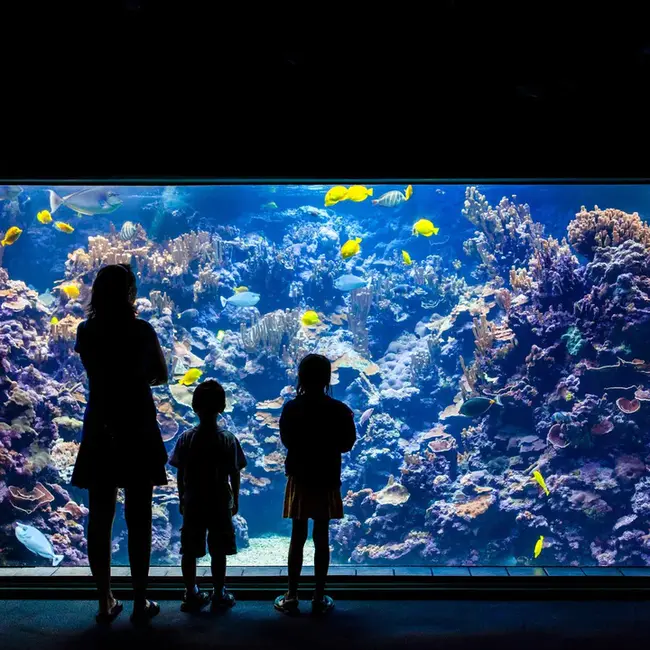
[348,287,372,354]
[568,205,650,260]
[240,308,301,355]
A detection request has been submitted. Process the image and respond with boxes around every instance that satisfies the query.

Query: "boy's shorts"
[180,507,237,558]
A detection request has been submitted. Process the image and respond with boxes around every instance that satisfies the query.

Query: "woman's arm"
[339,406,357,453]
[279,405,296,449]
[145,323,169,386]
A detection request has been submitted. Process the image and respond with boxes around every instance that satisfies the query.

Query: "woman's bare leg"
[124,485,153,611]
[88,486,118,614]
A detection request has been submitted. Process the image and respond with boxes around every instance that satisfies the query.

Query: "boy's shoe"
[181,589,211,613]
[311,595,335,615]
[274,593,300,615]
[211,587,236,610]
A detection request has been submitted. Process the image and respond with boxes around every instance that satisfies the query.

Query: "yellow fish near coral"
[412,219,439,237]
[50,317,59,325]
[178,368,202,386]
[301,310,320,327]
[54,221,75,234]
[532,470,550,496]
[1,226,22,246]
[534,535,544,559]
[234,286,249,293]
[60,284,80,300]
[324,186,349,207]
[341,237,362,259]
[401,250,413,266]
[346,186,373,202]
[37,210,53,224]
[217,330,225,342]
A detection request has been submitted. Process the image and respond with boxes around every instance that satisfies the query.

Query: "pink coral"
[547,424,570,448]
[591,419,614,436]
[616,397,640,414]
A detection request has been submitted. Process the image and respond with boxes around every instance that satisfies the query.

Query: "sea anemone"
[616,397,641,414]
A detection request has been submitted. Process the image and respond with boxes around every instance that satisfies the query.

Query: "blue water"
[2,183,650,568]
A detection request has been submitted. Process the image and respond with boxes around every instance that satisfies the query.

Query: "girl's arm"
[146,323,169,386]
[339,406,357,453]
[230,471,241,516]
[279,406,296,449]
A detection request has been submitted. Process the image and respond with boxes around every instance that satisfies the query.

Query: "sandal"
[95,599,123,624]
[131,599,160,624]
[274,593,299,615]
[211,587,236,610]
[312,595,335,615]
[181,589,211,613]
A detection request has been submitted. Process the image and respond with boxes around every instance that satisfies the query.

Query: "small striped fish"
[119,221,137,241]
[372,190,406,208]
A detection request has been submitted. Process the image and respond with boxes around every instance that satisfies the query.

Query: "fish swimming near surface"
[54,222,75,234]
[178,368,203,386]
[48,187,123,216]
[234,286,249,293]
[359,407,374,426]
[372,184,413,208]
[177,308,199,320]
[413,218,439,237]
[340,237,362,259]
[220,292,261,308]
[533,535,544,559]
[324,186,349,207]
[59,284,80,300]
[301,310,321,326]
[532,470,550,496]
[38,290,56,307]
[1,226,22,246]
[261,202,278,209]
[346,186,373,202]
[15,523,64,566]
[0,186,23,201]
[334,274,368,292]
[459,395,501,417]
[119,221,137,241]
[37,210,53,224]
[401,250,413,265]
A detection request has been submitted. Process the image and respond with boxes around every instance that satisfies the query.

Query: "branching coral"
[348,287,372,354]
[240,309,301,355]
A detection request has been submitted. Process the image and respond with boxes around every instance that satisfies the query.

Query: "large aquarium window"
[1,182,650,568]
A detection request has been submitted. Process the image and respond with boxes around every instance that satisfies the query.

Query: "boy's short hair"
[192,379,226,416]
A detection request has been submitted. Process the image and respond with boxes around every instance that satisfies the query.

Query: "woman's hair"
[86,264,137,320]
[296,353,332,396]
[192,379,227,416]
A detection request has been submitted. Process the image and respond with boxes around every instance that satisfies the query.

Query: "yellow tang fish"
[401,250,412,265]
[412,218,440,237]
[340,237,362,259]
[346,185,373,202]
[1,226,22,246]
[234,286,249,293]
[301,310,320,327]
[405,184,413,201]
[37,210,53,224]
[216,330,225,342]
[54,221,75,234]
[50,317,59,325]
[324,186,349,207]
[532,470,550,496]
[178,368,202,386]
[534,535,544,559]
[60,284,80,300]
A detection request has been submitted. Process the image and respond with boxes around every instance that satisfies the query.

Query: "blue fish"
[334,274,367,292]
[15,523,64,566]
[47,187,123,216]
[220,292,260,308]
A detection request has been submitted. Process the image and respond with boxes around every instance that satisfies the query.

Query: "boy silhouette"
[170,379,247,611]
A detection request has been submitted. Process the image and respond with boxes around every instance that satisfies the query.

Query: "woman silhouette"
[71,264,169,623]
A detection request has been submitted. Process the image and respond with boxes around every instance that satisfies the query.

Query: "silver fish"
[119,220,137,241]
[15,523,64,566]
[334,274,367,292]
[359,407,374,426]
[0,186,22,201]
[37,290,56,307]
[220,292,260,308]
[177,308,199,320]
[372,190,406,208]
[48,187,123,216]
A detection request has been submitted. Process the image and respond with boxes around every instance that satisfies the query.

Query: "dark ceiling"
[3,1,648,179]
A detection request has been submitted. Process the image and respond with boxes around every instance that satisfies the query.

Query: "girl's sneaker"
[274,593,300,615]
[311,595,335,615]
[181,589,210,613]
[211,587,236,610]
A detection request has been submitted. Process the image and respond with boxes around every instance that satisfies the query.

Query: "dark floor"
[1,598,650,650]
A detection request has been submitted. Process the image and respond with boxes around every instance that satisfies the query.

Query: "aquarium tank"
[1,182,650,569]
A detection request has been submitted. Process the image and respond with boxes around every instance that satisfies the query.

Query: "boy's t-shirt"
[169,424,247,512]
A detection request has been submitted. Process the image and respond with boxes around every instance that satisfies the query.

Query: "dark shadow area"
[1,599,649,650]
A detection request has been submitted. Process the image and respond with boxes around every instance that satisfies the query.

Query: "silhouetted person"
[274,354,356,615]
[71,264,169,624]
[169,379,247,612]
